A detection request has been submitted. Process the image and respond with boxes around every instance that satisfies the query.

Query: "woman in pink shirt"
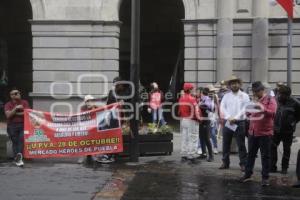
[148,82,166,126]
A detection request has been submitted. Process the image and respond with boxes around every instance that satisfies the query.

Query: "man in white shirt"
[219,75,250,171]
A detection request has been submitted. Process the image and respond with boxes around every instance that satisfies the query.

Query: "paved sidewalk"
[0,131,300,200]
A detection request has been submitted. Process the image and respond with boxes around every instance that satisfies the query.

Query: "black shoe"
[239,175,252,183]
[207,157,214,162]
[85,155,94,164]
[219,164,229,169]
[270,167,278,173]
[189,158,199,164]
[261,179,270,187]
[281,169,288,175]
[199,154,207,159]
[181,156,188,162]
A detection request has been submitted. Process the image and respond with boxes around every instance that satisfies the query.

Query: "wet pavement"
[1,133,300,200]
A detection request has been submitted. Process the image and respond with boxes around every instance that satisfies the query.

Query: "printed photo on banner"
[96,108,120,132]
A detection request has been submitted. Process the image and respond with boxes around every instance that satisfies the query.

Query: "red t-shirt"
[4,99,30,124]
[178,93,202,120]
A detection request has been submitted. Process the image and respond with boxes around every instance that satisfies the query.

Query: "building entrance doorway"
[119,0,184,96]
[0,0,32,122]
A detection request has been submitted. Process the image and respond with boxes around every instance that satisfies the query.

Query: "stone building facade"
[1,0,300,111]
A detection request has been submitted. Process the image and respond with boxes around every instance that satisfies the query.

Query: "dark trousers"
[7,123,24,156]
[245,135,271,179]
[199,121,213,158]
[222,121,247,167]
[270,132,293,170]
[297,149,300,181]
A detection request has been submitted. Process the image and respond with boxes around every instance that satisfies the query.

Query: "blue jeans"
[245,135,271,179]
[210,124,218,149]
[7,123,24,156]
[152,107,166,125]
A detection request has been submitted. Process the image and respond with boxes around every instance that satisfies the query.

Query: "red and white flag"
[270,0,294,18]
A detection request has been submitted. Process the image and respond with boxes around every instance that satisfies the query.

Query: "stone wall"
[25,0,300,111]
[269,19,300,94]
[31,20,119,111]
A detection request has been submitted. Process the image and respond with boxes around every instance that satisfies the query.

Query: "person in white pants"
[178,83,202,163]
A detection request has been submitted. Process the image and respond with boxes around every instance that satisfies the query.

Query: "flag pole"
[287,17,293,89]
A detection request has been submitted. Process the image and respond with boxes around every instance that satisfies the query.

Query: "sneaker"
[281,169,288,175]
[96,155,113,164]
[109,156,115,162]
[213,148,218,154]
[199,154,207,159]
[261,179,270,187]
[77,157,85,164]
[239,175,252,183]
[181,156,188,162]
[197,149,202,155]
[15,153,24,167]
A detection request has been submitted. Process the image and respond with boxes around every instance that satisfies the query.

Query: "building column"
[30,20,120,112]
[252,0,269,83]
[183,20,217,86]
[216,0,234,82]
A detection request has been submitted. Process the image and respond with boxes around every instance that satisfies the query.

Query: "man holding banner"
[77,95,98,164]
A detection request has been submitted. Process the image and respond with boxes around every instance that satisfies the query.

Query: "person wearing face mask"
[270,85,300,174]
[148,82,166,126]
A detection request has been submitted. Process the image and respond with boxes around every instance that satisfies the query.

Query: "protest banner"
[23,103,123,158]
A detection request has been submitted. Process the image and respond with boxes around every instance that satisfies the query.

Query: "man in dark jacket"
[270,85,300,174]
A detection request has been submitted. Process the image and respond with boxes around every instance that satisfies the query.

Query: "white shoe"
[15,153,24,167]
[77,157,85,164]
[197,149,202,155]
[96,155,114,164]
[213,148,218,154]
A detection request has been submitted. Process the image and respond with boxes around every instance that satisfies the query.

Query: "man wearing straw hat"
[219,75,249,171]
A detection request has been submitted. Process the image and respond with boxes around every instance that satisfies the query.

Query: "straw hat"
[226,75,242,84]
[206,84,219,92]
